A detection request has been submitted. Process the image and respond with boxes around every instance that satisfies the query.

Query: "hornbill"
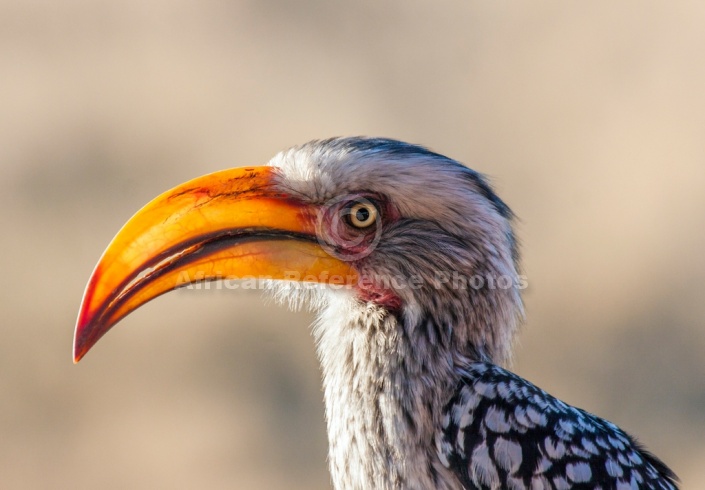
[74,137,678,489]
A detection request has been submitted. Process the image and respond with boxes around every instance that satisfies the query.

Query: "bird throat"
[312,297,461,489]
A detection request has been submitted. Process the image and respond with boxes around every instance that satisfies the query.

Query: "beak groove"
[73,166,356,362]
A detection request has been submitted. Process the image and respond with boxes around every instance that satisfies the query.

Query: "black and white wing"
[437,363,678,490]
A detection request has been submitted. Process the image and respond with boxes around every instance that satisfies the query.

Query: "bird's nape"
[74,137,678,489]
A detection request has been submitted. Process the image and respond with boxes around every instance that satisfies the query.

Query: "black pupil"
[355,207,370,223]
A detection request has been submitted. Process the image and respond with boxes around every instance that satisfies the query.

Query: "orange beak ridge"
[73,166,357,362]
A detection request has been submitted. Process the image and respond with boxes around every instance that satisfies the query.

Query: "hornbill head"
[74,137,522,366]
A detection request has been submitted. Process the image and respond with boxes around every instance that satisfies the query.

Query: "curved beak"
[73,166,357,362]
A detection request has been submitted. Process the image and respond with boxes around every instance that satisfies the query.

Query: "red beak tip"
[72,320,92,364]
[72,341,84,364]
[73,346,84,363]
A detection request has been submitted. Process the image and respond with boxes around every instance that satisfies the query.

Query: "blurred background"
[2,0,704,488]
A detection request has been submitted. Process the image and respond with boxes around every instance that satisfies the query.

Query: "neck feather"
[312,295,465,490]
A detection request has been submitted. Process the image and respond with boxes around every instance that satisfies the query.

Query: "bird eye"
[348,201,378,228]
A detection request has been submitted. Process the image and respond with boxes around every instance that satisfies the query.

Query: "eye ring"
[348,201,378,228]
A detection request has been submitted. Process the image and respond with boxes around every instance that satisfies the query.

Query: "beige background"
[1,1,704,488]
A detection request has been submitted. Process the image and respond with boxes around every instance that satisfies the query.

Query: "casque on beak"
[73,166,357,362]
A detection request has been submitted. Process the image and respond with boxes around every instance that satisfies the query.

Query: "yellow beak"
[73,166,357,362]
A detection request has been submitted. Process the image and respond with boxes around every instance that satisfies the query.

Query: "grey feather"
[262,137,677,489]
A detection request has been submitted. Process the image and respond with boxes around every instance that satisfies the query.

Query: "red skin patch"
[357,285,403,312]
[315,192,404,311]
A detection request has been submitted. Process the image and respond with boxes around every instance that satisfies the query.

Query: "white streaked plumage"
[261,137,677,489]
